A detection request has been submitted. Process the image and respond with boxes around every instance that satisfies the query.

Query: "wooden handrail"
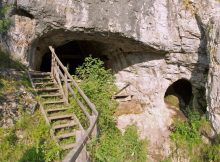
[49,46,98,162]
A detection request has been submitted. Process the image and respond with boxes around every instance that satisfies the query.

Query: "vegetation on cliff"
[0,5,10,33]
[0,52,147,162]
[0,50,60,162]
[167,108,220,162]
[75,56,148,162]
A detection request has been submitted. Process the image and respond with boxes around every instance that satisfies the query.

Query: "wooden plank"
[49,114,73,121]
[34,82,54,86]
[46,108,69,113]
[49,46,99,162]
[61,143,76,150]
[64,72,68,104]
[30,72,51,76]
[54,65,67,106]
[52,122,76,130]
[43,100,65,105]
[36,87,59,92]
[57,132,76,140]
[40,93,62,98]
[49,46,98,116]
[75,131,88,162]
[68,85,91,120]
[32,77,52,81]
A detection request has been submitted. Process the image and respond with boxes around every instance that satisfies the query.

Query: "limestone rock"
[0,70,38,127]
[114,100,144,116]
[1,0,220,160]
[206,16,220,133]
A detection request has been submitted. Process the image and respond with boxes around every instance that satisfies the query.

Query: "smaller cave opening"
[40,40,110,74]
[164,79,193,114]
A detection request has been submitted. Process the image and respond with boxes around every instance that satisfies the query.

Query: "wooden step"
[61,143,76,150]
[43,100,65,105]
[46,108,69,113]
[32,77,52,81]
[49,114,73,121]
[34,82,55,86]
[30,72,51,76]
[36,87,59,92]
[40,93,63,98]
[52,122,76,130]
[57,132,76,140]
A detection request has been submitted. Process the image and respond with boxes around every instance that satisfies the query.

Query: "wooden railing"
[49,46,98,162]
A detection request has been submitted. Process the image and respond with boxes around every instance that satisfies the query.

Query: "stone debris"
[0,70,38,128]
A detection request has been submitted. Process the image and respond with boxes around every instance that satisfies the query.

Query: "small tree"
[0,6,10,33]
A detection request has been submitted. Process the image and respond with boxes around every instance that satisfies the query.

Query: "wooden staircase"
[28,46,98,162]
[30,71,83,152]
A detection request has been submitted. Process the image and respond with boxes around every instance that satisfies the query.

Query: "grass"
[169,108,220,161]
[89,126,147,162]
[0,49,61,162]
[0,110,61,162]
[0,52,147,161]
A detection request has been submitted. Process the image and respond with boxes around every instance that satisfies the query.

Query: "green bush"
[93,126,147,162]
[170,109,220,161]
[76,56,117,132]
[76,56,147,161]
[0,5,10,33]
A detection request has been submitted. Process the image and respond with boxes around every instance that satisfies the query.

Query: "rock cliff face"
[206,16,220,134]
[1,0,220,160]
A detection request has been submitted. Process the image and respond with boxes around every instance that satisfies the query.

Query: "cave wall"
[206,16,220,134]
[1,0,220,160]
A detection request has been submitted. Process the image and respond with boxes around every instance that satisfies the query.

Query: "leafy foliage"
[170,109,220,162]
[76,56,117,133]
[92,126,147,162]
[76,56,147,161]
[0,111,60,162]
[0,5,10,33]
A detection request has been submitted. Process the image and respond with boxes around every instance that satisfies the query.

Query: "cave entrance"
[40,40,109,74]
[164,79,192,114]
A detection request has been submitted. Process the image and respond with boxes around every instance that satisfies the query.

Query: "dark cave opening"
[40,40,109,74]
[164,79,193,113]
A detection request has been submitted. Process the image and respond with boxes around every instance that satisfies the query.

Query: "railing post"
[75,130,88,162]
[64,70,68,104]
[51,53,54,76]
[49,46,99,162]
[90,115,98,138]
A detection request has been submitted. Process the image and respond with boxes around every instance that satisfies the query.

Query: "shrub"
[170,109,220,161]
[0,5,10,33]
[76,56,117,132]
[76,56,148,161]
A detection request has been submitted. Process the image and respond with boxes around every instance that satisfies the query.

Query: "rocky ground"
[0,69,38,128]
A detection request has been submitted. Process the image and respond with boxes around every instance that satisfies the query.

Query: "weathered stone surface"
[114,100,144,116]
[0,70,38,128]
[1,0,220,160]
[206,16,220,134]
